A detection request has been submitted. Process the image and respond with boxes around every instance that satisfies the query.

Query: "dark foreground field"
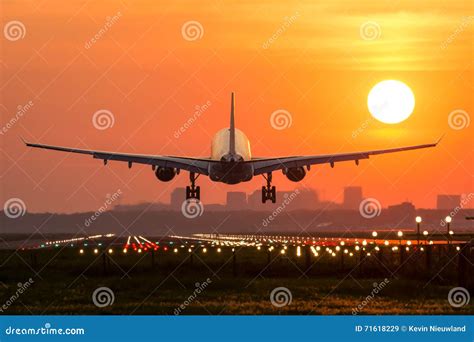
[0,245,472,315]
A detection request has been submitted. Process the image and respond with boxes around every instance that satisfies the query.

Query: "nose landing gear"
[186,172,200,200]
[261,173,276,203]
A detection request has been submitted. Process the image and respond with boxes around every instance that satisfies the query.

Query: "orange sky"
[1,0,473,213]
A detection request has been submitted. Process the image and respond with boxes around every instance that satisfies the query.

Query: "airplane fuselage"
[209,128,253,184]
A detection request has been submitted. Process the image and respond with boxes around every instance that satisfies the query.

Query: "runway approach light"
[445,216,452,223]
[415,216,422,223]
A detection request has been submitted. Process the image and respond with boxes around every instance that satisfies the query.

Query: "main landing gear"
[261,173,276,203]
[186,172,200,200]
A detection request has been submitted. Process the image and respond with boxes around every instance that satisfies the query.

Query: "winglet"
[436,133,446,145]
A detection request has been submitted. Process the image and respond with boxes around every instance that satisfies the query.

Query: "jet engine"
[284,167,306,182]
[155,167,178,182]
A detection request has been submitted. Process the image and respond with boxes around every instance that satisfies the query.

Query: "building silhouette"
[170,187,186,210]
[436,195,461,210]
[343,186,363,209]
[226,192,247,210]
[386,201,415,223]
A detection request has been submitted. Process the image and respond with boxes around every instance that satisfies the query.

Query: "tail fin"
[229,92,236,155]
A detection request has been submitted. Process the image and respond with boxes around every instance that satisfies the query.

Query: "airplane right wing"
[248,139,440,175]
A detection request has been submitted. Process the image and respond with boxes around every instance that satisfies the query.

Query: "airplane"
[24,93,440,204]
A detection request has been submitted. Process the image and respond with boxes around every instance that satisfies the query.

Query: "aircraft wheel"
[261,186,267,203]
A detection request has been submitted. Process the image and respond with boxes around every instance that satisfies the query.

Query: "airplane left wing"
[249,140,440,175]
[24,141,213,175]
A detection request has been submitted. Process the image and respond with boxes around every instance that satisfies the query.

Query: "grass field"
[1,243,472,315]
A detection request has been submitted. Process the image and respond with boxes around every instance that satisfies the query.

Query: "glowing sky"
[1,0,473,212]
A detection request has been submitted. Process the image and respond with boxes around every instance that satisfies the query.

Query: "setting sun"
[368,80,415,124]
